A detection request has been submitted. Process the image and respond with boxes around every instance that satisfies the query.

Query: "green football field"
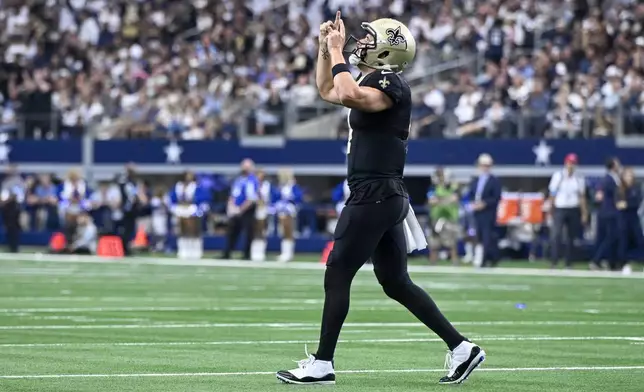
[1,254,643,392]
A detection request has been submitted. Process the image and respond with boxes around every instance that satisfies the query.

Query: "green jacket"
[429,183,460,222]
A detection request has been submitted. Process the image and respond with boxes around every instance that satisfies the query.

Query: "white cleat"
[276,347,336,385]
[439,341,486,384]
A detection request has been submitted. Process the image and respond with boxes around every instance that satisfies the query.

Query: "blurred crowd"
[408,0,644,139]
[1,0,643,141]
[0,0,444,140]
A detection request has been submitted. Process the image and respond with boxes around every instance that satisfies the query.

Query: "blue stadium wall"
[2,138,644,177]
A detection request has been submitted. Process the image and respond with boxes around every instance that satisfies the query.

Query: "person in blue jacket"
[617,167,644,273]
[169,171,210,259]
[592,157,622,270]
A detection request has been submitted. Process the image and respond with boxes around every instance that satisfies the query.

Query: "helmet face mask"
[343,31,376,66]
[342,19,416,72]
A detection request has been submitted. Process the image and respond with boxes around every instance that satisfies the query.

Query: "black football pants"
[316,195,465,361]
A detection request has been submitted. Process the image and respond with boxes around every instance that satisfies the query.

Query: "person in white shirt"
[69,212,98,254]
[548,153,587,268]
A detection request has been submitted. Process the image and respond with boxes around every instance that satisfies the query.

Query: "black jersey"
[345,69,411,205]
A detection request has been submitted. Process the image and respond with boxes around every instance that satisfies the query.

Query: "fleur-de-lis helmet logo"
[385,26,407,47]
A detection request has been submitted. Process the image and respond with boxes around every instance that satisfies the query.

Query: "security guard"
[222,159,258,260]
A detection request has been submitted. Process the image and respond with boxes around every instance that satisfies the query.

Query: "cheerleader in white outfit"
[149,187,170,252]
[250,169,273,261]
[58,169,91,247]
[328,179,350,233]
[169,171,209,259]
[275,169,303,262]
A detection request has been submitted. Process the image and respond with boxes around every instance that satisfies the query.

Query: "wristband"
[332,63,350,78]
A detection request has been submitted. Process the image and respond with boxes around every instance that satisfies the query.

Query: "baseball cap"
[564,153,578,164]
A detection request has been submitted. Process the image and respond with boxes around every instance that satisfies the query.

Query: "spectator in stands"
[1,0,643,140]
[623,71,644,134]
[524,78,550,137]
[413,86,447,138]
[291,74,319,121]
[455,83,485,137]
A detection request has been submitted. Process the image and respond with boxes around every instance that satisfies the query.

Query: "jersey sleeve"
[361,70,404,104]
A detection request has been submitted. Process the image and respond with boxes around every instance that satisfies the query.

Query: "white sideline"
[2,366,644,380]
[0,253,642,279]
[2,304,643,313]
[1,336,643,348]
[0,305,409,313]
[1,320,644,330]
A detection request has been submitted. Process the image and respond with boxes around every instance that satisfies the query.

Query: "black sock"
[382,275,465,351]
[315,265,359,361]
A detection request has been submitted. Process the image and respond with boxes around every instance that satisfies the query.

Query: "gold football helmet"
[344,18,416,72]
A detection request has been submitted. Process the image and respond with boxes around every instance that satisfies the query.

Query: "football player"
[276,12,485,386]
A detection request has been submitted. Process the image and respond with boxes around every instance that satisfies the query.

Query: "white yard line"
[1,321,644,330]
[1,305,643,314]
[2,366,644,380]
[0,306,403,313]
[1,336,643,348]
[0,253,642,279]
[0,298,641,308]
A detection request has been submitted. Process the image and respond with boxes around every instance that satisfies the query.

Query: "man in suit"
[469,154,502,267]
[592,157,622,270]
[116,164,140,256]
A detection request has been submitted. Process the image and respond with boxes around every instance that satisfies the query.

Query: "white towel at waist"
[403,206,428,253]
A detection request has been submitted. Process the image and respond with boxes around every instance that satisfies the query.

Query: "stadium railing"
[284,52,485,139]
[4,98,641,141]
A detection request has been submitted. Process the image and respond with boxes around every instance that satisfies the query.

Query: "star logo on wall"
[532,140,553,166]
[164,141,183,164]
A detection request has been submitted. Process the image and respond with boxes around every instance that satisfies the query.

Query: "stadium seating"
[1,0,641,140]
